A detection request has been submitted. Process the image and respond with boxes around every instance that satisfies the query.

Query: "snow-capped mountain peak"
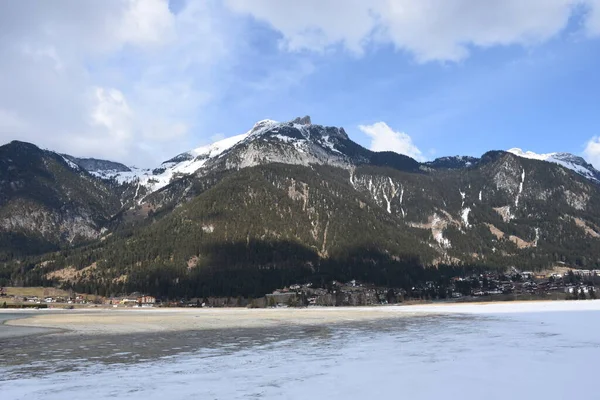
[65,126,600,207]
[507,148,600,182]
[507,148,549,160]
[249,119,279,134]
[66,116,418,200]
[73,119,283,197]
[181,133,251,163]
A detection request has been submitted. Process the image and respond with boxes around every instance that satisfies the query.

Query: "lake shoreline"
[2,299,599,338]
[0,312,65,340]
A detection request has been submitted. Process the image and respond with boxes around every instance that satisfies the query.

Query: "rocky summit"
[1,117,600,297]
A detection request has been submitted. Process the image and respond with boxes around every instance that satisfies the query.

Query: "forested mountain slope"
[0,141,124,259]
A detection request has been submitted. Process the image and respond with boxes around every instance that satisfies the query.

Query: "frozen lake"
[2,301,600,399]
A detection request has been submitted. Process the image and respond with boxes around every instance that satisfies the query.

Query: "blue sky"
[213,35,600,159]
[1,0,600,167]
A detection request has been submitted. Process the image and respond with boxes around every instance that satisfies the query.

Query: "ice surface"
[2,301,600,400]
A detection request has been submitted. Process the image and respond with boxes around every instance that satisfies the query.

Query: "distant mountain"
[508,148,600,183]
[63,156,131,174]
[62,123,600,202]
[425,156,479,170]
[1,119,600,297]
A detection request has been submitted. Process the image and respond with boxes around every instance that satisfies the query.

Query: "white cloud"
[0,0,234,165]
[359,122,424,161]
[225,0,376,54]
[117,0,175,47]
[584,136,600,169]
[225,0,600,62]
[2,0,600,167]
[90,87,133,143]
[584,0,600,35]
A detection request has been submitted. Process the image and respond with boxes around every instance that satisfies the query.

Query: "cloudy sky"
[1,0,600,168]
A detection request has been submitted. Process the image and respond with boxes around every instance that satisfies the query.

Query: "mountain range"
[1,116,600,297]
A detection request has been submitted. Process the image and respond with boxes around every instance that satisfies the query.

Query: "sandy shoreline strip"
[3,300,600,336]
[1,307,421,336]
[0,312,64,339]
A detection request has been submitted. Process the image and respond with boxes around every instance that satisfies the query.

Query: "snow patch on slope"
[190,133,251,160]
[461,207,471,228]
[515,169,525,207]
[61,156,81,171]
[320,135,342,154]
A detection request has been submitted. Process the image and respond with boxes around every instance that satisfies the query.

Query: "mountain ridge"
[43,120,599,195]
[2,118,600,297]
